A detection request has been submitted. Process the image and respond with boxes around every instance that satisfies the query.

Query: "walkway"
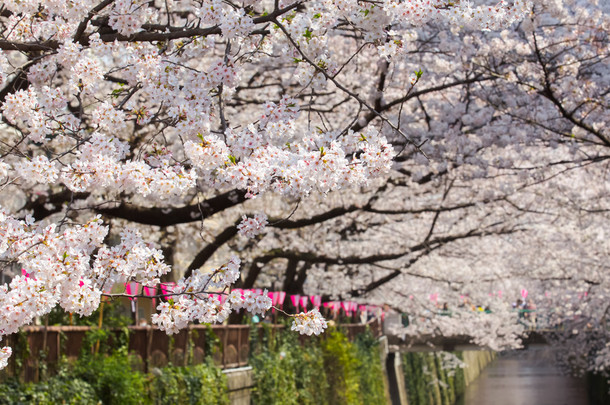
[456,346,588,405]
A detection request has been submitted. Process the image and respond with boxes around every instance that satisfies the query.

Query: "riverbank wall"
[388,350,496,405]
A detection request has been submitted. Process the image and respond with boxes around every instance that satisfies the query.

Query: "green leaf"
[415,69,423,79]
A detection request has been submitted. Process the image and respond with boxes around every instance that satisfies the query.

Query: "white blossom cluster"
[237,214,269,239]
[0,0,534,200]
[0,209,174,368]
[152,258,272,334]
[0,347,11,370]
[92,228,171,286]
[291,308,328,336]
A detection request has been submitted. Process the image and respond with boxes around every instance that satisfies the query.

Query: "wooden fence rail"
[1,324,250,382]
[1,320,381,383]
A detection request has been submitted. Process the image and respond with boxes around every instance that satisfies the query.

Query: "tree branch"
[96,189,247,226]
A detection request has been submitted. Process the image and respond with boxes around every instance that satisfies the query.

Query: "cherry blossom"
[237,214,269,239]
[0,0,559,370]
[291,308,328,336]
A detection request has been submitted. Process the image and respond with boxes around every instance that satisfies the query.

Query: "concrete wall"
[462,350,496,387]
[378,336,395,405]
[387,352,410,405]
[223,366,253,405]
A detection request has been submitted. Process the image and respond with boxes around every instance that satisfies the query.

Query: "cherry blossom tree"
[206,0,609,368]
[0,0,541,368]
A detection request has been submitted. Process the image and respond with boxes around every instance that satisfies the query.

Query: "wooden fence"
[1,320,381,383]
[2,324,249,382]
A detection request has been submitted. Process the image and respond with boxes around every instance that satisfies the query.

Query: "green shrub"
[354,331,386,404]
[293,343,329,405]
[0,376,97,404]
[251,345,299,404]
[321,329,362,405]
[251,326,387,405]
[250,326,329,405]
[424,353,441,405]
[403,351,469,405]
[149,362,229,405]
[74,347,148,405]
[453,352,466,399]
[402,353,417,404]
[403,352,435,405]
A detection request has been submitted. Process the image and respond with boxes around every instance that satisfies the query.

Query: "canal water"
[456,346,589,405]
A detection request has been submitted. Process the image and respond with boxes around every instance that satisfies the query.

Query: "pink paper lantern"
[340,301,350,315]
[270,291,280,306]
[290,294,301,310]
[278,292,286,306]
[125,282,139,295]
[159,282,175,300]
[143,286,156,297]
[125,282,139,302]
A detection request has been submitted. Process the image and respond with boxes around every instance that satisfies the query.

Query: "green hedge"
[148,361,228,405]
[251,327,386,405]
[0,375,98,405]
[401,352,466,405]
[0,349,228,405]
